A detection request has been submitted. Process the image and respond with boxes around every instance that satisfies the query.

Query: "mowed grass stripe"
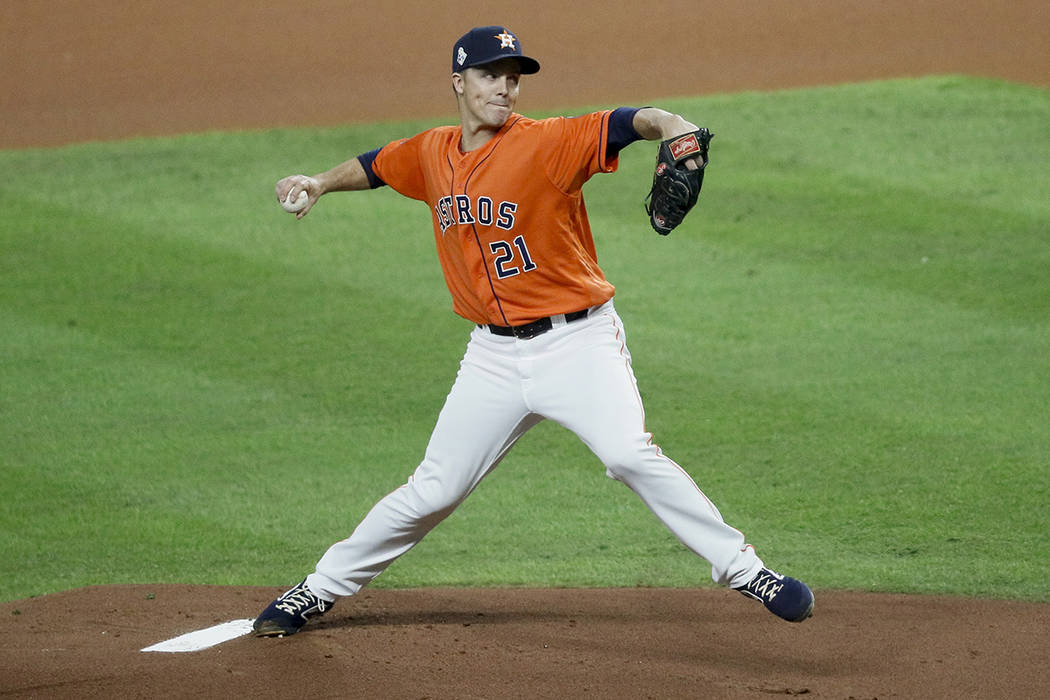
[1,76,1047,601]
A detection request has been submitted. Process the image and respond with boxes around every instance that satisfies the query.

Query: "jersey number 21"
[489,236,537,279]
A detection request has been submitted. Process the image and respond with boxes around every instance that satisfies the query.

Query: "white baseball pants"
[308,301,763,600]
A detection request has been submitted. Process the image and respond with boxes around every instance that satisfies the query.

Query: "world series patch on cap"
[452,26,541,74]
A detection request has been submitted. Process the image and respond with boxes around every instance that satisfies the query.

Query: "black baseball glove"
[644,128,713,235]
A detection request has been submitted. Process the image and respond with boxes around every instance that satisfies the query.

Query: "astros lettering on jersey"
[373,111,618,326]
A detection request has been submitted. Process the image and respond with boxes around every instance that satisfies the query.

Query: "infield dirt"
[3,2,1048,698]
[4,585,1050,698]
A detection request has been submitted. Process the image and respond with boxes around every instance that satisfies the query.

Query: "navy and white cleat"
[253,578,334,637]
[735,567,814,622]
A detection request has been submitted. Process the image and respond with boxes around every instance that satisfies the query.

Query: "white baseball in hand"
[281,190,309,213]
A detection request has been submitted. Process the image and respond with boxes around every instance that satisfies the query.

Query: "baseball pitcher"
[254,26,813,637]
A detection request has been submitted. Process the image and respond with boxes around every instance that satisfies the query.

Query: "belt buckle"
[511,317,551,339]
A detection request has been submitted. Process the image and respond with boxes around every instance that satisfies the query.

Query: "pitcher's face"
[454,58,522,130]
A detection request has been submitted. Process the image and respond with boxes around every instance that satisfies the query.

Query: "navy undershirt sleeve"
[606,107,644,158]
[356,148,387,189]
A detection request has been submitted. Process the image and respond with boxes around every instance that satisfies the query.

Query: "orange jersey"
[372,111,618,325]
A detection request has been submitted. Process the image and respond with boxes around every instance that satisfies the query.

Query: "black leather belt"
[480,308,590,340]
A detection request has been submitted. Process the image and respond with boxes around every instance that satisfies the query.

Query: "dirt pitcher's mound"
[2,585,1048,699]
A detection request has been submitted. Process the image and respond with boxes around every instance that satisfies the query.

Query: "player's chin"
[486,105,512,125]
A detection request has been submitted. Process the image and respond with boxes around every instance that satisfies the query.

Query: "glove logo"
[669,133,701,160]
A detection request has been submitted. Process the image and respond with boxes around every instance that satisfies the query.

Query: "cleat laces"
[275,588,328,617]
[742,570,784,603]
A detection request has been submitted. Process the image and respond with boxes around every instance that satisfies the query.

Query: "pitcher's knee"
[597,440,663,483]
[403,483,457,521]
[400,469,468,522]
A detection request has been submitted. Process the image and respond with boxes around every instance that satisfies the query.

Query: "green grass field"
[2,76,1047,603]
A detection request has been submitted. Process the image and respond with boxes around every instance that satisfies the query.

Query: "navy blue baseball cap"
[452,26,541,74]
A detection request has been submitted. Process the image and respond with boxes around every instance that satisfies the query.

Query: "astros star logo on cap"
[495,31,516,49]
